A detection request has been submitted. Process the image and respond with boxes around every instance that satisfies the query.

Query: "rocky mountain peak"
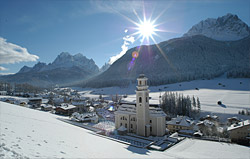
[183,13,250,41]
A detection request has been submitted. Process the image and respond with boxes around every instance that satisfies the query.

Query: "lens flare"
[132,51,139,58]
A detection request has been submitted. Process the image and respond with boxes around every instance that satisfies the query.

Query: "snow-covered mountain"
[1,52,99,87]
[19,52,99,73]
[183,13,250,41]
[84,34,250,88]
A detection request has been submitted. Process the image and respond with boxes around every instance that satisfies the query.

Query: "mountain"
[183,13,250,41]
[0,52,99,87]
[100,62,110,72]
[81,13,250,88]
[83,34,250,88]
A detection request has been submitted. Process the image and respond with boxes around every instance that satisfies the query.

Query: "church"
[115,74,166,137]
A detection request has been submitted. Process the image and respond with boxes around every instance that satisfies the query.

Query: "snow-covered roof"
[115,104,136,115]
[59,104,76,110]
[201,115,218,120]
[41,104,53,108]
[115,103,166,117]
[227,116,240,121]
[197,120,215,127]
[149,107,166,117]
[227,120,250,131]
[167,116,193,127]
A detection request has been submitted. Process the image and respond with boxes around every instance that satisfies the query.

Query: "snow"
[1,102,250,158]
[166,138,250,158]
[78,77,250,121]
[183,13,250,41]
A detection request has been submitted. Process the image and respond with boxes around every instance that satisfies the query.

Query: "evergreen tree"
[197,97,201,113]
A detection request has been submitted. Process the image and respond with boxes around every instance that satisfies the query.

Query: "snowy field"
[77,77,250,120]
[1,101,250,158]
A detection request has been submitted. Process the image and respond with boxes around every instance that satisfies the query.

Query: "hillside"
[1,101,249,158]
[83,35,250,88]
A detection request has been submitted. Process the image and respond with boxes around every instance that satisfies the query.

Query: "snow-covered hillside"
[78,77,250,121]
[1,102,249,158]
[184,13,250,41]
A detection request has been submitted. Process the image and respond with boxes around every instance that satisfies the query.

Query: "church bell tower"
[136,74,150,137]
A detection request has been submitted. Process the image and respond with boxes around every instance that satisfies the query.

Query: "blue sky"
[0,0,249,74]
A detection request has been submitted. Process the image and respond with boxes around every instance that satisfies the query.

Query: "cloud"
[89,0,144,14]
[0,72,14,76]
[109,30,135,65]
[0,66,8,71]
[0,37,39,64]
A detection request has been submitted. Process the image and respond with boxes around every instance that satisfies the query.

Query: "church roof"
[138,74,146,79]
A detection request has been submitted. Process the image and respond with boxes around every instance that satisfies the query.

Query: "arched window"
[139,97,142,103]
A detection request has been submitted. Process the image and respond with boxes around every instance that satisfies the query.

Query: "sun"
[137,20,156,38]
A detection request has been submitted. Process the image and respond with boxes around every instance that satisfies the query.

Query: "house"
[200,115,219,122]
[55,104,77,116]
[28,98,42,108]
[19,101,28,106]
[71,112,98,123]
[41,104,53,111]
[166,116,194,133]
[227,120,250,145]
[4,98,15,104]
[196,120,216,136]
[227,117,241,125]
[115,74,166,137]
[0,91,7,95]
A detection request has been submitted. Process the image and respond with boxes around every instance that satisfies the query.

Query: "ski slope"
[1,101,249,158]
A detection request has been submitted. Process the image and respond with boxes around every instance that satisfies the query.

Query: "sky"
[0,0,249,74]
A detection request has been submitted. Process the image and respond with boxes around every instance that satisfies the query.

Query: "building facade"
[115,74,166,137]
[228,120,250,144]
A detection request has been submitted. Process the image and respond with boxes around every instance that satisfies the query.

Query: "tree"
[241,110,245,115]
[161,91,200,118]
[197,97,201,113]
[192,96,196,108]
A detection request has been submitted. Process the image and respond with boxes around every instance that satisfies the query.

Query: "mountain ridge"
[183,13,250,41]
[1,52,100,87]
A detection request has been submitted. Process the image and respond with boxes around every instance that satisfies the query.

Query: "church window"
[139,97,142,103]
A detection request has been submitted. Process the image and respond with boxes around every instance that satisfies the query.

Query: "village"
[0,75,249,151]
